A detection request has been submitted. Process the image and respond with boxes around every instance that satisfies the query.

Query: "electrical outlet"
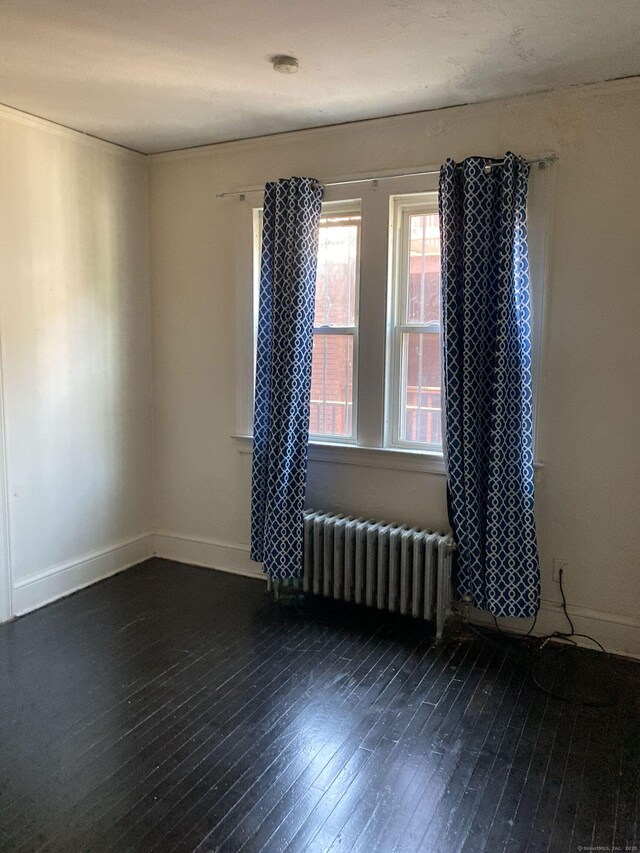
[552,558,568,583]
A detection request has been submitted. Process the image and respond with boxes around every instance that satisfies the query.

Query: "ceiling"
[1,0,639,154]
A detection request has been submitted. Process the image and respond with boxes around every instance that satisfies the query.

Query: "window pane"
[406,213,440,325]
[310,334,354,438]
[314,218,359,326]
[400,331,441,445]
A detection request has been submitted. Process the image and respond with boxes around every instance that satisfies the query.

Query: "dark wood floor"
[0,559,638,853]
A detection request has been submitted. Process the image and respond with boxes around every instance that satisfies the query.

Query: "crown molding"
[0,103,145,159]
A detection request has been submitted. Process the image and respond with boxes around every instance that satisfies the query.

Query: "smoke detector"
[272,55,299,74]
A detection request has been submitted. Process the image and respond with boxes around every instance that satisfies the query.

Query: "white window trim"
[232,434,543,478]
[309,201,361,444]
[233,168,550,472]
[386,192,442,453]
[526,161,555,460]
[232,433,447,475]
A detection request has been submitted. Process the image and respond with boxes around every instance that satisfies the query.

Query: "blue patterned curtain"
[250,177,324,580]
[439,152,540,618]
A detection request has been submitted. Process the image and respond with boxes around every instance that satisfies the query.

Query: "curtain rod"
[215,154,557,199]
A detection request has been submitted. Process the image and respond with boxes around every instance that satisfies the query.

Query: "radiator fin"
[302,509,454,638]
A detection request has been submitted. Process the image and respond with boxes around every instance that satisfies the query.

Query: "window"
[252,202,361,442]
[239,168,545,470]
[389,194,442,451]
[248,185,442,456]
[310,203,361,442]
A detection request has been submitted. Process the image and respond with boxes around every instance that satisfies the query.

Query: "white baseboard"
[155,532,640,659]
[466,599,640,660]
[154,531,265,581]
[12,532,155,616]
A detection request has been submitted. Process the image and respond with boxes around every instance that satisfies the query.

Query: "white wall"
[0,106,154,616]
[148,78,640,657]
[6,79,635,656]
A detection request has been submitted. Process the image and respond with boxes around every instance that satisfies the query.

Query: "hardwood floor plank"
[108,628,346,851]
[611,701,640,849]
[355,641,487,853]
[31,618,320,852]
[160,628,372,852]
[414,646,514,851]
[390,643,499,852]
[522,697,579,853]
[1,559,638,853]
[217,638,439,852]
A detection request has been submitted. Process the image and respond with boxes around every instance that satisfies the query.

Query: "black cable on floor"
[466,569,617,707]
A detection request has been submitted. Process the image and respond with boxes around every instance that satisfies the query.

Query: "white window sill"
[232,434,447,475]
[233,435,545,480]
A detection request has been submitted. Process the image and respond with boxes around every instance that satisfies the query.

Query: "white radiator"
[295,509,455,639]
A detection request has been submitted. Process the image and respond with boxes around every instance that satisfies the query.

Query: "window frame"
[387,192,443,453]
[309,201,362,444]
[234,167,549,475]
